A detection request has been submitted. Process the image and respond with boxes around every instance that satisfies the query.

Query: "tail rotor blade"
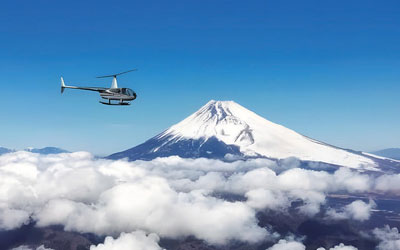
[61,77,65,94]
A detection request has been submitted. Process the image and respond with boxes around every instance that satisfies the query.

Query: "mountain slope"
[109,100,379,170]
[0,147,14,155]
[25,147,69,154]
[371,148,400,160]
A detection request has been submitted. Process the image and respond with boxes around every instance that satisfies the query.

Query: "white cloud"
[0,151,398,247]
[245,189,289,211]
[375,174,400,193]
[0,208,30,230]
[34,178,267,245]
[373,225,400,250]
[326,200,376,221]
[90,231,162,250]
[331,168,372,193]
[317,243,358,250]
[266,239,306,250]
[268,239,358,250]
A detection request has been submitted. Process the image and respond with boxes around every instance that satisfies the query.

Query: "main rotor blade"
[96,69,137,78]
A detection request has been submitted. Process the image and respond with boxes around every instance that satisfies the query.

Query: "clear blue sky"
[0,0,399,155]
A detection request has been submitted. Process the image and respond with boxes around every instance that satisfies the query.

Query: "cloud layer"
[0,151,399,248]
[90,231,162,250]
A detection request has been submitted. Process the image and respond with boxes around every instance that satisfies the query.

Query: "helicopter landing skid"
[99,101,130,106]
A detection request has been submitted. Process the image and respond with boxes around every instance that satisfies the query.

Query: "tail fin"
[61,77,65,94]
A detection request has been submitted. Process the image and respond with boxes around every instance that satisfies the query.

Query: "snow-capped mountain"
[108,100,395,170]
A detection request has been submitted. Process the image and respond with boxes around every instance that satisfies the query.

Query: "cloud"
[267,239,358,250]
[373,225,400,250]
[0,151,398,247]
[0,152,267,245]
[375,174,400,193]
[266,239,306,250]
[326,199,376,221]
[245,189,289,211]
[34,179,267,245]
[317,243,358,250]
[0,208,30,230]
[90,231,162,250]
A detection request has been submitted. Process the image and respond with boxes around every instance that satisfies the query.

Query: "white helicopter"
[61,69,137,106]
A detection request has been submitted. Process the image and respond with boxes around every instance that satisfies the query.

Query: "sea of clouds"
[1,151,400,249]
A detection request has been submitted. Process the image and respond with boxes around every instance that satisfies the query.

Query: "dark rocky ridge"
[108,135,245,161]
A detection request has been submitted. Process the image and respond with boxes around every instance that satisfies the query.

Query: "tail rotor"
[61,77,66,94]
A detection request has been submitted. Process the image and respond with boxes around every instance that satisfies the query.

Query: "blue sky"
[0,0,399,155]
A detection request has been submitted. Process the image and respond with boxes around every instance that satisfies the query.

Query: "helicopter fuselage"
[100,88,137,101]
[61,69,138,106]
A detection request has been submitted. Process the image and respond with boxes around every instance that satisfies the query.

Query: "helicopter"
[61,69,137,106]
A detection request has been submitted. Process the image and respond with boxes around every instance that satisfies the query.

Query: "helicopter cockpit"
[122,88,135,97]
[109,88,136,97]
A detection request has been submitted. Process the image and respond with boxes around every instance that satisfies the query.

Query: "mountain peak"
[198,100,240,120]
[158,100,259,147]
[109,100,379,170]
[204,99,236,105]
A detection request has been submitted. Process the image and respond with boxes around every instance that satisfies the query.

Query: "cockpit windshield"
[122,88,134,96]
[110,88,121,93]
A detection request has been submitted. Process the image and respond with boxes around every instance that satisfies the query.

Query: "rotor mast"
[111,76,118,89]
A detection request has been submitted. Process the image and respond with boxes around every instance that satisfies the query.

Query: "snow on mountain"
[109,100,381,170]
